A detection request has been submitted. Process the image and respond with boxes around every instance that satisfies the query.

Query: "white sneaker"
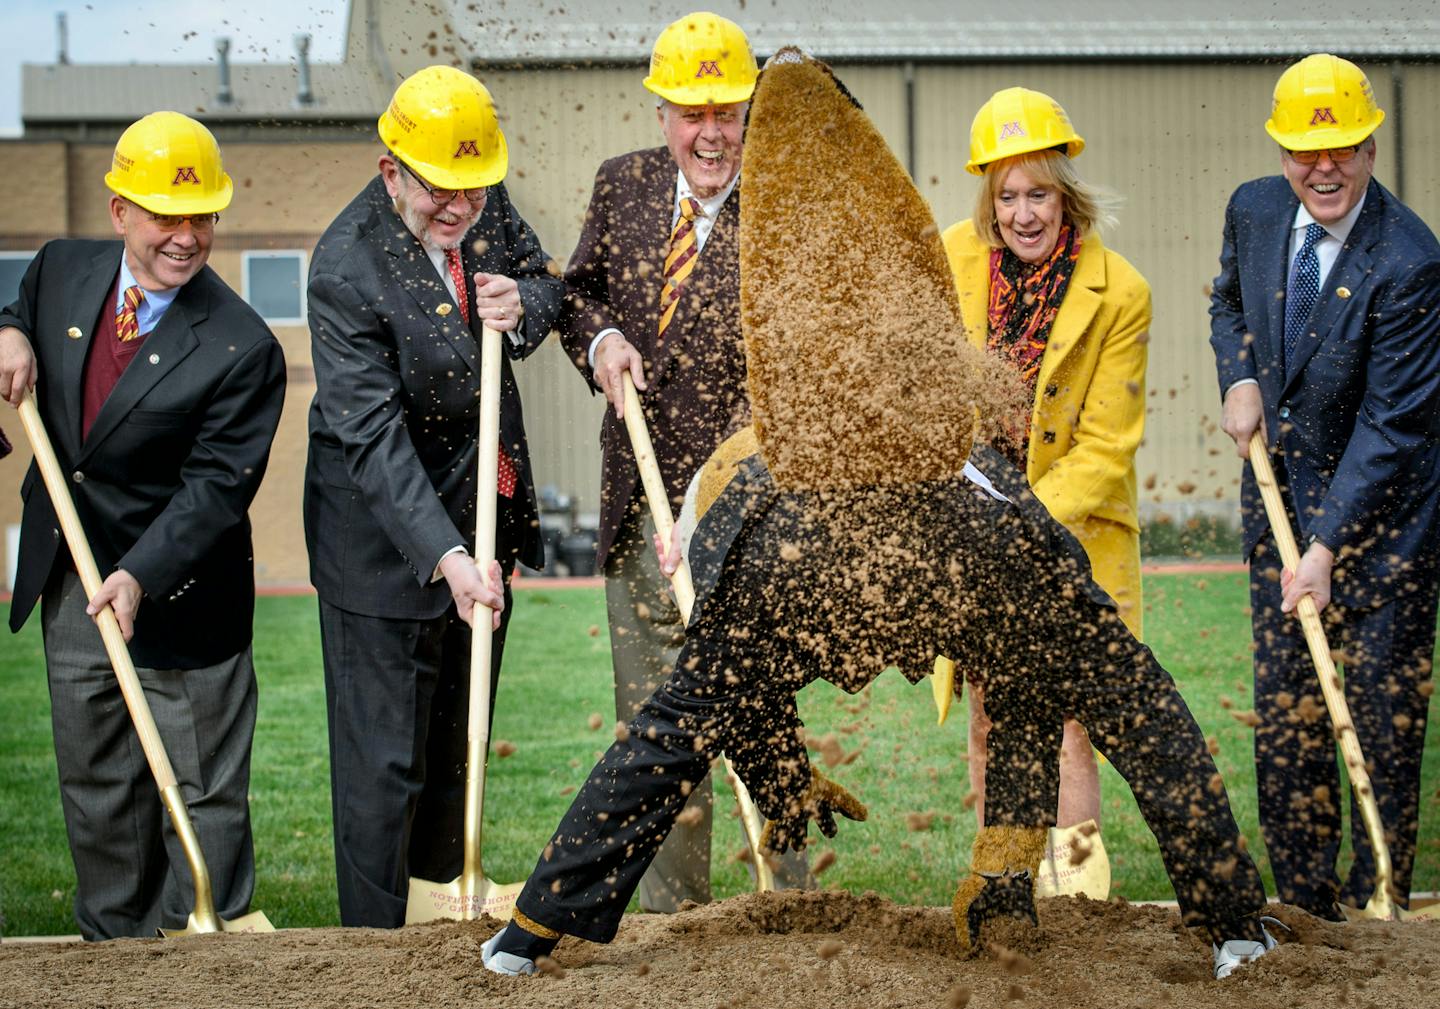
[1212,919,1280,980]
[481,932,537,977]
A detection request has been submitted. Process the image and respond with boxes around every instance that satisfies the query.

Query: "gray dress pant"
[42,569,258,940]
[605,509,811,911]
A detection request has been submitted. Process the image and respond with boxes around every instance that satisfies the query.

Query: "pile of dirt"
[2,890,1434,1008]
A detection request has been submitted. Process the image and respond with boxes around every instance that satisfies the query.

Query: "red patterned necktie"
[657,196,703,344]
[444,247,516,498]
[115,285,145,342]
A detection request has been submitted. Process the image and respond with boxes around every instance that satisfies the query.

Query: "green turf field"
[2,573,1437,936]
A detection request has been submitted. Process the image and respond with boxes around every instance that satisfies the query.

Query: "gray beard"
[395,198,467,253]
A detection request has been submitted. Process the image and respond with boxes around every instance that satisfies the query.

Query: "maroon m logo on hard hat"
[454,140,481,158]
[998,121,1027,141]
[1310,107,1338,125]
[172,166,200,185]
[695,60,723,78]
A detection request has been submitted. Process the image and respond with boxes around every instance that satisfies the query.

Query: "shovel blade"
[1343,898,1440,923]
[405,874,524,925]
[159,909,274,937]
[1034,819,1110,900]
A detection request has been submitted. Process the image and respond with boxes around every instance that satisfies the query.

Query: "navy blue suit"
[1210,175,1440,912]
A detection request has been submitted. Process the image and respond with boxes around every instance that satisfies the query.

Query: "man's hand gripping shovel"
[405,325,524,924]
[1248,431,1436,922]
[619,374,775,890]
[17,393,272,935]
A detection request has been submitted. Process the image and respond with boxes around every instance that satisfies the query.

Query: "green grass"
[2,574,1437,936]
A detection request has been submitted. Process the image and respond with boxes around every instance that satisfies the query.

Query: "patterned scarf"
[986,222,1082,392]
[985,223,1082,466]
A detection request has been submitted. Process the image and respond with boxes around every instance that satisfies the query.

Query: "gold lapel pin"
[66,326,82,339]
[1336,287,1351,299]
[437,303,453,317]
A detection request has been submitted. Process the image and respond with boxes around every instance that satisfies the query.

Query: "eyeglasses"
[144,210,219,232]
[395,157,488,206]
[1285,146,1361,165]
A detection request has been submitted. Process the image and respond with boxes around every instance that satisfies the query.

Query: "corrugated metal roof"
[22,0,1440,128]
[445,0,1440,61]
[21,62,390,123]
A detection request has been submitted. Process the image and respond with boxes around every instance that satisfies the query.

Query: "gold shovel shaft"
[18,395,271,935]
[1248,432,1397,920]
[621,375,774,890]
[405,325,524,924]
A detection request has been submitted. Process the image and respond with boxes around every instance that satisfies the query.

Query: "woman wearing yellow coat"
[943,87,1150,829]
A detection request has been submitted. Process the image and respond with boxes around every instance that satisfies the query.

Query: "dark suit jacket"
[560,147,750,566]
[304,176,563,620]
[4,239,285,668]
[1210,176,1440,606]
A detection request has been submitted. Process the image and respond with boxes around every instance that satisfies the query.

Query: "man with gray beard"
[303,65,563,927]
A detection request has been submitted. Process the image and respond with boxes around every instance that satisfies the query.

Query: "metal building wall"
[479,59,1438,528]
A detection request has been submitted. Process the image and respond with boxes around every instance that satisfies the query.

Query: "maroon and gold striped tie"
[657,196,703,344]
[115,285,145,342]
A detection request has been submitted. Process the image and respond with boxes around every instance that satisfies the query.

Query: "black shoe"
[965,869,1038,946]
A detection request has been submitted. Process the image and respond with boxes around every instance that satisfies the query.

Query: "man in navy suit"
[1210,53,1440,919]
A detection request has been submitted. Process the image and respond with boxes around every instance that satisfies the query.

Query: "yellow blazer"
[942,220,1150,631]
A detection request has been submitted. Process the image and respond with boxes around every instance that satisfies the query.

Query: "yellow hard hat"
[1265,53,1384,150]
[966,87,1084,176]
[104,111,233,215]
[643,11,757,106]
[378,65,508,190]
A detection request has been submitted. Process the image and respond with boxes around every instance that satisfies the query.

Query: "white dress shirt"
[1226,192,1367,395]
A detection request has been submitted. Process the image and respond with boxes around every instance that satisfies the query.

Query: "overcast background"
[0,0,347,135]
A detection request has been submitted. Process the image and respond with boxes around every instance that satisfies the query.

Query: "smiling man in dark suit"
[0,111,284,940]
[1210,53,1440,919]
[303,65,563,928]
[558,11,810,910]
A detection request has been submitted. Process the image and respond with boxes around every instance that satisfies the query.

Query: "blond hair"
[972,149,1118,248]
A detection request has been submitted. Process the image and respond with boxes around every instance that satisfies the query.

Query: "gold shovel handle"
[621,375,775,891]
[17,392,223,931]
[461,325,504,895]
[1247,430,1396,918]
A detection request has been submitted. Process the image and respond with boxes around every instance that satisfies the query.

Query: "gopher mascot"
[483,51,1276,981]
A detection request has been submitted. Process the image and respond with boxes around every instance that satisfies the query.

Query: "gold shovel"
[620,374,774,890]
[405,325,524,924]
[1248,431,1436,922]
[17,394,273,936]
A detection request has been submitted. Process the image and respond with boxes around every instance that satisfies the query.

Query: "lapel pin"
[1336,287,1351,299]
[437,303,453,317]
[66,327,82,339]
[148,353,160,365]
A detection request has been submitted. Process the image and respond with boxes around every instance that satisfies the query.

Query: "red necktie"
[445,247,516,498]
[115,285,145,342]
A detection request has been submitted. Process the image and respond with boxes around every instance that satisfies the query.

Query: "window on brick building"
[242,250,306,324]
[0,252,35,310]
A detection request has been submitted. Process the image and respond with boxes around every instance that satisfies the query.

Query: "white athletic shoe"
[1212,918,1281,980]
[481,932,537,976]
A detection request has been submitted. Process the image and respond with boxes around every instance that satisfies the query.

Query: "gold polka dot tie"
[445,247,517,498]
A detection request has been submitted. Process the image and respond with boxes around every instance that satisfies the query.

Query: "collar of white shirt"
[117,257,179,334]
[672,170,740,251]
[1293,191,1366,245]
